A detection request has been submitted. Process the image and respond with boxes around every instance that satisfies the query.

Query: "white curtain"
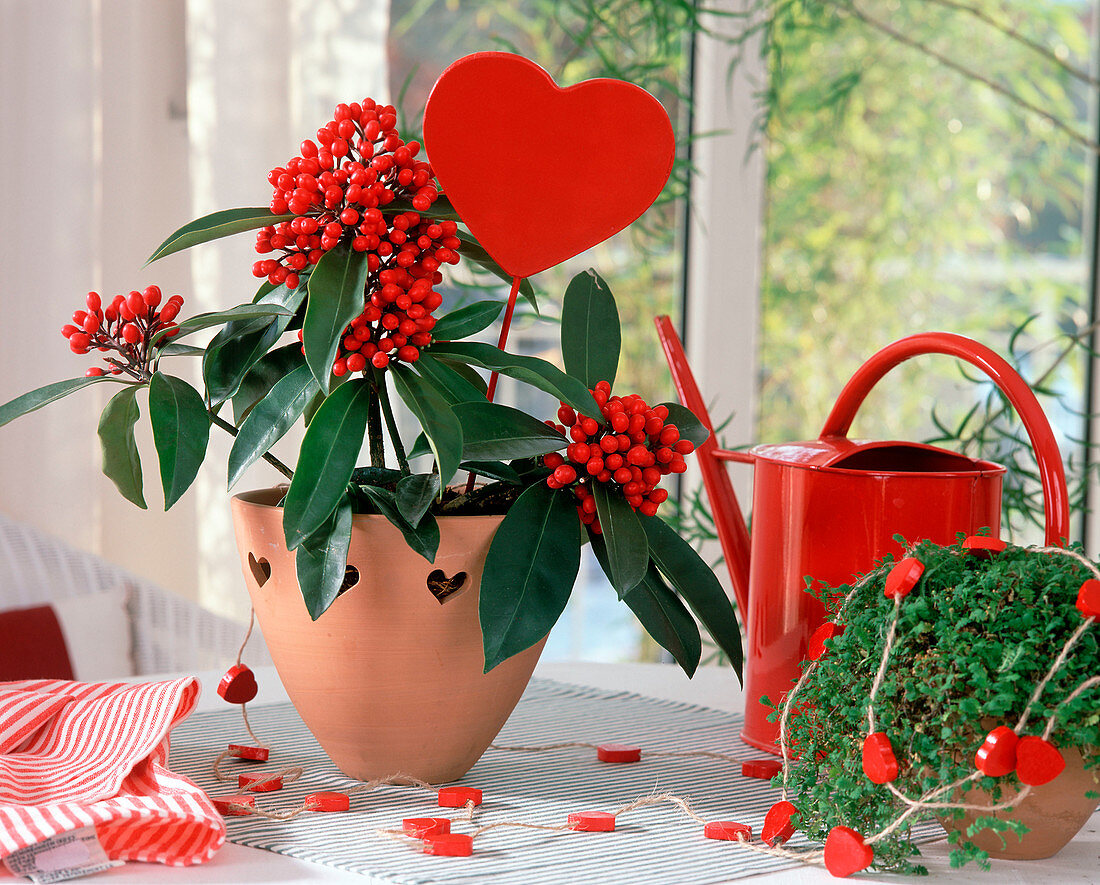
[0,0,388,620]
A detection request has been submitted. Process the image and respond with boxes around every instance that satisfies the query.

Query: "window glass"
[757,1,1099,543]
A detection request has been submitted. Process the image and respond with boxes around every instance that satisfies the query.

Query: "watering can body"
[655,325,1070,756]
[740,438,1006,752]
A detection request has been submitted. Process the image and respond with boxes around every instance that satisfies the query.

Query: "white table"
[5,664,1096,884]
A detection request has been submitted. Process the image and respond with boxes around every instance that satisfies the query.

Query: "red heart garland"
[861,732,899,784]
[1015,736,1066,786]
[823,826,874,878]
[807,621,845,661]
[761,800,799,846]
[974,725,1018,777]
[884,557,924,599]
[1077,578,1100,619]
[423,52,675,278]
[217,664,258,704]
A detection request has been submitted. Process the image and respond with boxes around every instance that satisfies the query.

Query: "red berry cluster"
[257,98,461,373]
[61,286,183,378]
[541,381,694,533]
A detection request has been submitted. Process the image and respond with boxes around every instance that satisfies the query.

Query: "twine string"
[866,595,903,735]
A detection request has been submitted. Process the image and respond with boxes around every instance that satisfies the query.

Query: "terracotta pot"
[230,488,546,783]
[939,746,1100,859]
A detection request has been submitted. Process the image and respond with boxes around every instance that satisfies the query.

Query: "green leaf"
[591,534,700,676]
[355,483,440,562]
[427,341,601,419]
[407,433,432,460]
[151,303,294,345]
[396,473,440,528]
[204,285,305,407]
[0,376,119,428]
[453,401,567,461]
[390,365,463,488]
[624,565,702,676]
[303,245,370,392]
[437,357,488,394]
[560,269,620,389]
[480,483,580,671]
[454,230,539,313]
[157,343,205,357]
[295,497,354,620]
[385,196,461,221]
[642,515,743,680]
[228,364,318,489]
[147,207,295,264]
[460,460,522,484]
[232,343,307,424]
[592,484,649,596]
[430,301,505,341]
[282,378,371,548]
[658,402,710,448]
[97,385,146,509]
[413,352,488,405]
[148,372,210,509]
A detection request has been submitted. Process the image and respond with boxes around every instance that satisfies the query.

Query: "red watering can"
[655,323,1070,753]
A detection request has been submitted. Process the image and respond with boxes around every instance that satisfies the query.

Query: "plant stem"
[206,408,294,482]
[367,387,385,468]
[375,370,410,476]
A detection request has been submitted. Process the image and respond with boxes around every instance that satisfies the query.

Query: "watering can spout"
[654,316,753,615]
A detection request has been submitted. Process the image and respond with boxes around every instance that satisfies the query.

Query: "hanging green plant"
[767,537,1099,874]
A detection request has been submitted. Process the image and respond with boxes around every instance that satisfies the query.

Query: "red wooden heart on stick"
[423,52,675,278]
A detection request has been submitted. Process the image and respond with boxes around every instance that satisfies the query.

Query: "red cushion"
[0,604,75,681]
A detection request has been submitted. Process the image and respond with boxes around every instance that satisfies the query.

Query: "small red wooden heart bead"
[568,811,616,832]
[422,833,473,857]
[305,792,350,812]
[211,794,255,816]
[597,743,641,763]
[403,817,451,837]
[227,744,269,761]
[962,535,1006,557]
[704,821,752,842]
[1015,736,1065,786]
[741,759,783,779]
[807,622,845,661]
[974,725,1018,777]
[861,732,898,784]
[239,773,282,792]
[824,826,873,878]
[761,800,798,847]
[437,786,482,808]
[884,557,924,599]
[1076,578,1100,620]
[217,664,258,704]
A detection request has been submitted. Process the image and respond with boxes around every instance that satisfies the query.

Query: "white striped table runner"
[170,678,938,883]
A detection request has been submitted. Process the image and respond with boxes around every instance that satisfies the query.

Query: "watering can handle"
[819,332,1070,547]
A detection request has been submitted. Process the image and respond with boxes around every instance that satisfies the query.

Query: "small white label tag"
[3,826,122,883]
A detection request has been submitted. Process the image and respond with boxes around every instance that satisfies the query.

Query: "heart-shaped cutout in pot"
[423,52,675,279]
[427,569,467,604]
[248,553,271,587]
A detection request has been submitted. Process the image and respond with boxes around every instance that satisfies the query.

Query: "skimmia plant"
[0,97,742,679]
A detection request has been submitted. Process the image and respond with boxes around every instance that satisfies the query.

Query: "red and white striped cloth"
[0,677,225,866]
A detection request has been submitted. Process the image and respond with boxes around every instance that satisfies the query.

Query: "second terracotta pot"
[939,746,1100,859]
[231,488,545,784]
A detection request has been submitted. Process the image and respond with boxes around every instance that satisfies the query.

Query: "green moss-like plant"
[771,537,1099,874]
